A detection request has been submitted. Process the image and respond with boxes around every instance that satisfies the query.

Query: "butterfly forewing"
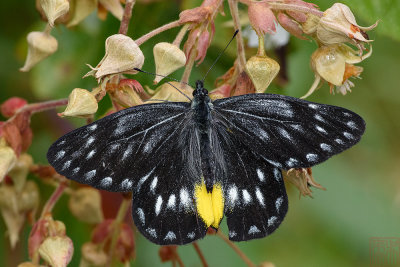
[213,94,365,170]
[211,120,288,241]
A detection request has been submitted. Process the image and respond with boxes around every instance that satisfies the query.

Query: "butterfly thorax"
[192,80,215,192]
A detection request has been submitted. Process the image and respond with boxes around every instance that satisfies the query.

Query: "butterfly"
[47,79,365,245]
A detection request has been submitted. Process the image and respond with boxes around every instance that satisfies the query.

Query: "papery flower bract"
[245,55,280,93]
[8,153,33,193]
[84,34,144,82]
[40,0,70,27]
[67,0,97,27]
[108,80,147,108]
[147,82,193,103]
[98,0,124,21]
[283,168,325,197]
[317,3,378,53]
[68,187,104,224]
[38,236,74,267]
[20,32,58,72]
[153,42,186,84]
[0,140,17,182]
[302,43,371,98]
[60,88,98,118]
[80,242,108,267]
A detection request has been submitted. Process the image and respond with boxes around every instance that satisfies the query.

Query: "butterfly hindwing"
[211,120,288,241]
[213,94,365,170]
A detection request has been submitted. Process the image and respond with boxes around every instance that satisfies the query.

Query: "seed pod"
[69,187,104,224]
[60,88,98,118]
[20,32,58,72]
[245,56,280,93]
[39,236,74,267]
[0,141,17,182]
[153,42,186,84]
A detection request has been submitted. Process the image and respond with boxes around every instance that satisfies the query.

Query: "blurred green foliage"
[1,0,400,266]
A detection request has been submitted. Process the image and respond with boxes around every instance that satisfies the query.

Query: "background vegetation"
[1,0,399,266]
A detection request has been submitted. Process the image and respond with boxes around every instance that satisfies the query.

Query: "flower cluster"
[1,0,378,266]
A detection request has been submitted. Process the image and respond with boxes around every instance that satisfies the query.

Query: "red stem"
[135,20,181,46]
[119,0,136,35]
[193,242,208,267]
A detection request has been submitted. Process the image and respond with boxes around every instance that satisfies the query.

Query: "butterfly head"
[193,80,209,100]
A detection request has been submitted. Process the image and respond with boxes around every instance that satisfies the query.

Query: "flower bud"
[80,242,108,267]
[109,80,145,108]
[84,34,144,82]
[1,97,28,118]
[148,82,193,103]
[69,187,104,224]
[245,56,280,93]
[153,43,186,84]
[39,236,74,267]
[40,0,70,27]
[20,32,58,72]
[248,2,276,35]
[67,0,97,27]
[8,153,33,193]
[0,141,17,183]
[317,3,378,53]
[99,0,124,21]
[60,88,98,118]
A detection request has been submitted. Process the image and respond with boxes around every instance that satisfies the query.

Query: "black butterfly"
[47,80,365,245]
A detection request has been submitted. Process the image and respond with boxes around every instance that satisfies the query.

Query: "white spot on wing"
[229,231,237,238]
[256,169,265,182]
[164,231,176,241]
[268,216,278,226]
[187,232,195,239]
[275,197,283,212]
[85,170,96,180]
[248,225,261,234]
[167,194,176,209]
[242,190,251,205]
[257,128,269,141]
[62,160,71,170]
[137,208,145,225]
[347,121,358,129]
[101,177,112,187]
[320,143,332,152]
[72,167,80,174]
[306,153,318,162]
[273,168,281,181]
[150,177,158,193]
[263,158,282,168]
[155,195,163,216]
[255,187,265,206]
[85,136,95,147]
[136,169,154,192]
[88,124,97,131]
[122,146,133,160]
[278,127,292,141]
[335,138,344,145]
[308,103,318,109]
[180,188,190,208]
[286,158,298,167]
[86,150,96,159]
[314,114,325,122]
[316,125,327,134]
[343,132,354,139]
[146,228,157,238]
[55,150,65,160]
[121,179,133,190]
[228,185,238,207]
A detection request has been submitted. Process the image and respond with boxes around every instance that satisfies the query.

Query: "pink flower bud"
[1,97,28,118]
[248,2,276,35]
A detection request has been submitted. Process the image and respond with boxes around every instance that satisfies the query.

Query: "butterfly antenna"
[201,30,239,83]
[134,68,192,102]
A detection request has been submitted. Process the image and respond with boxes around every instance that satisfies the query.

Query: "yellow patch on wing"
[194,181,224,228]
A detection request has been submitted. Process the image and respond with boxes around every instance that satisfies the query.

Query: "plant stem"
[193,242,208,267]
[136,20,181,46]
[21,98,68,115]
[216,231,256,267]
[108,195,131,266]
[257,34,266,57]
[119,0,136,35]
[173,24,190,47]
[228,0,247,72]
[181,44,197,86]
[40,181,67,218]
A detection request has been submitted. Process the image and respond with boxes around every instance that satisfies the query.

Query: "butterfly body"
[48,81,365,245]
